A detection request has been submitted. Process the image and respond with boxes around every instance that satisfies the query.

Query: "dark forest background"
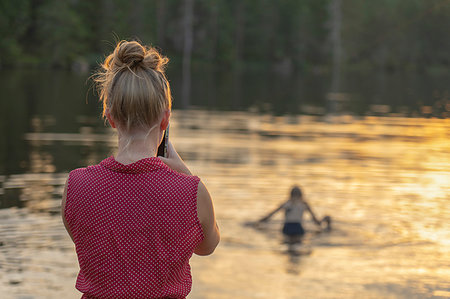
[1,0,449,73]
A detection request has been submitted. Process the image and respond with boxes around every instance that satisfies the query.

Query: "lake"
[0,70,449,298]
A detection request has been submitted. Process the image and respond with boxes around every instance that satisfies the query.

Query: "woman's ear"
[160,110,171,130]
[105,109,116,128]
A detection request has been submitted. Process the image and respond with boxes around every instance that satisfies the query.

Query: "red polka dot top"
[65,156,204,299]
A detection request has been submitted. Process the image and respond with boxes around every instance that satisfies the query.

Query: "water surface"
[0,108,449,298]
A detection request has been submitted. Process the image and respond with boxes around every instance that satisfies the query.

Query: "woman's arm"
[61,179,74,242]
[158,141,220,255]
[194,181,220,255]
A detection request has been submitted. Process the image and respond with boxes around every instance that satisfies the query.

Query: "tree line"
[1,0,449,73]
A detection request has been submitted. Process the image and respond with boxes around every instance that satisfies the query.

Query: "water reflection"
[0,110,449,298]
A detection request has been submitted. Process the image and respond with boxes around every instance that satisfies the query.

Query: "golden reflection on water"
[0,111,449,298]
[173,111,449,299]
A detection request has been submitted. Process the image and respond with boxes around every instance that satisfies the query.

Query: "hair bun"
[104,39,169,73]
[115,41,145,68]
[143,49,169,72]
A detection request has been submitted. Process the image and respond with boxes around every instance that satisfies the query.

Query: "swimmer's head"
[290,186,303,199]
[94,39,172,132]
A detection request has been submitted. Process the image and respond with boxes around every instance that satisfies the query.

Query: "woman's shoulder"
[67,162,106,184]
[68,166,87,178]
[69,164,100,175]
[163,166,200,183]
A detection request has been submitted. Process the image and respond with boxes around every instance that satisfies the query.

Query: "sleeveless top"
[64,156,204,299]
[283,200,306,223]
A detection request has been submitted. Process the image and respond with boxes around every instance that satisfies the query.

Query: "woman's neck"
[114,127,162,164]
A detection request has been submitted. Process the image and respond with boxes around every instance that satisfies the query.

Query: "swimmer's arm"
[304,202,321,225]
[259,202,285,222]
[61,179,74,242]
[194,181,220,256]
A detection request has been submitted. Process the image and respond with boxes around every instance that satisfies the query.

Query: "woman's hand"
[158,141,193,176]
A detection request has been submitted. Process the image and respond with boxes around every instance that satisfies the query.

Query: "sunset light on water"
[1,110,448,298]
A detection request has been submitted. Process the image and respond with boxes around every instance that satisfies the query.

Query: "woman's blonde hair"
[94,40,172,131]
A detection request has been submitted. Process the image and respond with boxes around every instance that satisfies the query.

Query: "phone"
[157,125,169,157]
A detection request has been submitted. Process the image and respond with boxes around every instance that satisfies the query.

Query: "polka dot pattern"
[65,156,204,299]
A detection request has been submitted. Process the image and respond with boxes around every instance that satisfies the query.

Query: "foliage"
[0,0,448,72]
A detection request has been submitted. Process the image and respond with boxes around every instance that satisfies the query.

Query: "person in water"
[259,186,330,243]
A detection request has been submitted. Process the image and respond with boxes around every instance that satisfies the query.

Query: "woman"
[61,40,220,298]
